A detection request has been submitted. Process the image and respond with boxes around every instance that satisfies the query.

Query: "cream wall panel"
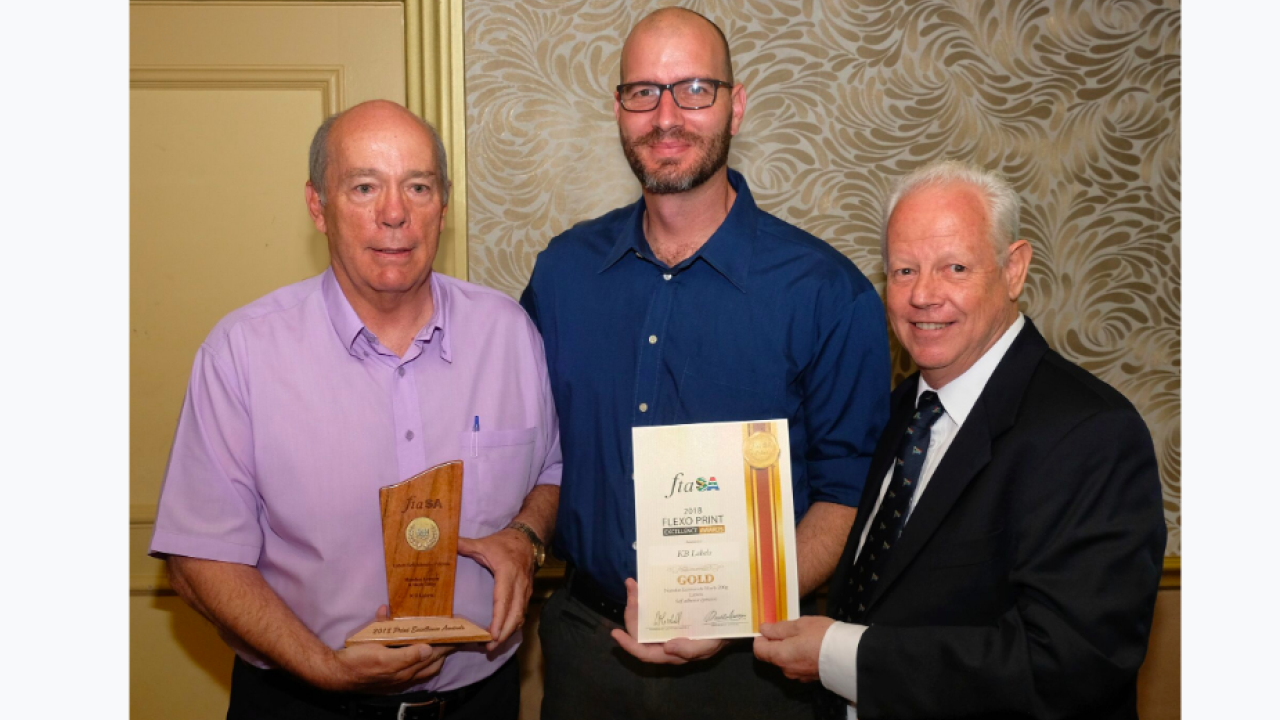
[131,85,329,507]
[132,595,236,719]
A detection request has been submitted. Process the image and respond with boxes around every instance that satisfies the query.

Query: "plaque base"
[346,616,493,647]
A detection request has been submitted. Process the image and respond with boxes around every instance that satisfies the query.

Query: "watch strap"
[505,520,546,569]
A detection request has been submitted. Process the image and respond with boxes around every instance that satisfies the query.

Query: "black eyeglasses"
[616,78,732,112]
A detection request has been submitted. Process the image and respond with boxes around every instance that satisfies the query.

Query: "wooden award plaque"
[346,461,493,646]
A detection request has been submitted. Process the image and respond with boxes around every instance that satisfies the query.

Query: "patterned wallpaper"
[464,0,1181,554]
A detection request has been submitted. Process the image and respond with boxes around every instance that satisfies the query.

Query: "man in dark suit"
[753,160,1166,719]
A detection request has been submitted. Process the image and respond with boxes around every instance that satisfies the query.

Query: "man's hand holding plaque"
[330,602,458,690]
[346,461,493,646]
[457,523,539,651]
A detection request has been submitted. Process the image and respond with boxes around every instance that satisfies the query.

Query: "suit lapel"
[863,320,1050,614]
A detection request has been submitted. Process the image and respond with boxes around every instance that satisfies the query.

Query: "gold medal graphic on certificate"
[743,430,780,469]
[633,420,799,642]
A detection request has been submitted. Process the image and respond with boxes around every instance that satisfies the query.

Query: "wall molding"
[130,65,344,117]
[1160,556,1181,589]
[404,0,468,280]
[132,504,159,526]
[132,503,168,595]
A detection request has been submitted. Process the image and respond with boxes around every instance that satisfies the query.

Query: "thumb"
[622,577,640,636]
[758,621,791,640]
[456,537,477,556]
[376,604,391,621]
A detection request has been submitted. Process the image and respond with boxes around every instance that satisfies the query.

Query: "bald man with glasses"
[520,8,890,720]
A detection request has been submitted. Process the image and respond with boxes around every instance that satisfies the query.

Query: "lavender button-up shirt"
[150,269,562,692]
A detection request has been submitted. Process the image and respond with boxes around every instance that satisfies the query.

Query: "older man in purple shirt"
[150,100,561,720]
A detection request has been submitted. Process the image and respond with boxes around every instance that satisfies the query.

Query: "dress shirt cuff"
[819,620,866,707]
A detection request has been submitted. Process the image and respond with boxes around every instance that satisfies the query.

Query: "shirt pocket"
[457,427,538,536]
[677,362,782,423]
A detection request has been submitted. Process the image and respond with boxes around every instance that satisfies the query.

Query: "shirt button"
[397,366,405,377]
[648,335,658,344]
[405,430,415,441]
[635,251,643,259]
[663,273,672,281]
[639,403,648,413]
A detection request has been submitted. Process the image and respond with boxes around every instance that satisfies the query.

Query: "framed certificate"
[632,419,799,642]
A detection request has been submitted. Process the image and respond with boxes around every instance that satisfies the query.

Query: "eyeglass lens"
[620,80,721,110]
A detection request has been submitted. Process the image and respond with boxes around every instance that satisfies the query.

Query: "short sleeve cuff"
[534,464,563,487]
[807,456,871,506]
[149,529,261,566]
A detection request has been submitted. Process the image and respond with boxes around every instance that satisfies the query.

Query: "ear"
[614,91,623,123]
[438,189,450,233]
[305,181,327,234]
[729,83,747,136]
[1003,239,1032,300]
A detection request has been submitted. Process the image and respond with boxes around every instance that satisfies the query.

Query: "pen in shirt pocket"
[472,415,479,457]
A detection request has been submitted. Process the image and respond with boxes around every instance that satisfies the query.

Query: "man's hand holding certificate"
[628,420,800,644]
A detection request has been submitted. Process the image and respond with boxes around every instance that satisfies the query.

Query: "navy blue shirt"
[521,169,890,600]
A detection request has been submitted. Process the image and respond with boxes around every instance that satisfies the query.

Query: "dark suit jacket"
[827,320,1166,720]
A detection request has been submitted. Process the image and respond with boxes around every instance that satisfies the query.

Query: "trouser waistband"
[232,655,510,719]
[564,564,626,626]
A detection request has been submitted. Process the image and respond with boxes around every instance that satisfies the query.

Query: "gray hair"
[881,160,1020,264]
[308,107,451,206]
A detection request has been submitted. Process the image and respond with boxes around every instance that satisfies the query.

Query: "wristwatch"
[505,520,546,570]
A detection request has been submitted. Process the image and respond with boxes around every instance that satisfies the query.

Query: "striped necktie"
[817,391,945,720]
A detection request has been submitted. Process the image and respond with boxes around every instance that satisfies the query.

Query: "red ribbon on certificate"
[743,422,788,630]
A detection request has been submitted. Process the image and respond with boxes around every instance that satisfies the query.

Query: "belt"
[241,656,500,720]
[565,564,626,627]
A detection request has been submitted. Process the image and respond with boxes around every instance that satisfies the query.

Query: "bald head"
[308,100,451,206]
[621,7,733,84]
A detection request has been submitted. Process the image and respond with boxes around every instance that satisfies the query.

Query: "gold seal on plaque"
[743,431,780,469]
[405,517,440,551]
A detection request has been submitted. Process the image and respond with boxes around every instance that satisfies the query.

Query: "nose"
[652,87,683,130]
[909,270,940,308]
[379,189,407,229]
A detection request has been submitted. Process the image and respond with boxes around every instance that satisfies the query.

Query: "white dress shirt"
[818,314,1025,718]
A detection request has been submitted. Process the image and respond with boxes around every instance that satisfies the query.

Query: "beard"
[621,117,732,195]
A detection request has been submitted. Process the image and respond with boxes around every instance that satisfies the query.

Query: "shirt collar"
[918,313,1025,427]
[322,268,365,353]
[321,268,452,363]
[598,168,757,293]
[423,276,452,362]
